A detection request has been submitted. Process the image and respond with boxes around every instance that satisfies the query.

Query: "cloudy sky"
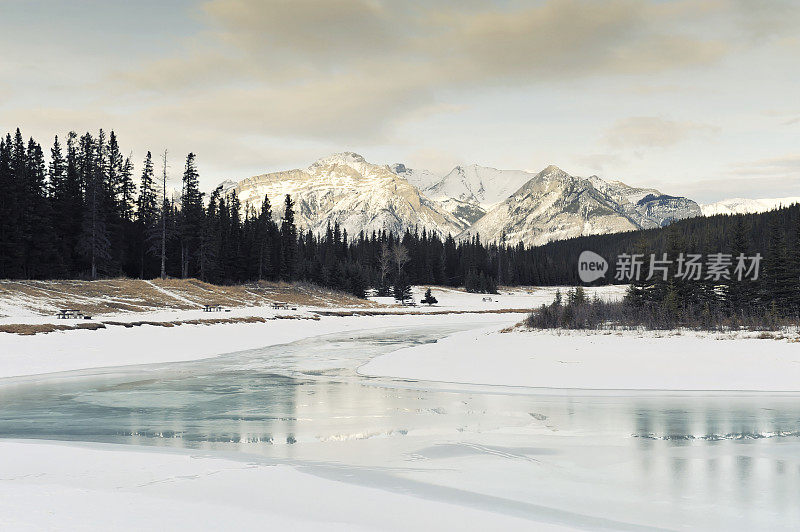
[2,0,799,202]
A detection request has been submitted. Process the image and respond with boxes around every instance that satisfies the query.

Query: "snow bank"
[0,441,552,531]
[0,285,611,379]
[360,328,800,391]
[0,313,520,380]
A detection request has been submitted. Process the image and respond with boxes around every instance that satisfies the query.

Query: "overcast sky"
[2,0,799,202]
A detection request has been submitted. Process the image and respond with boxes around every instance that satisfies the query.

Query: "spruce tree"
[0,135,16,277]
[200,186,223,282]
[119,157,136,222]
[727,217,752,313]
[280,194,297,281]
[179,153,204,278]
[78,131,111,279]
[763,222,793,310]
[4,129,28,276]
[256,194,274,281]
[393,271,412,303]
[136,152,159,278]
[23,139,57,277]
[421,287,438,305]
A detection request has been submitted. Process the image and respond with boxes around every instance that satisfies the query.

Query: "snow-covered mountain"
[435,198,487,227]
[390,164,441,192]
[589,178,702,229]
[701,197,800,216]
[217,179,238,195]
[461,166,701,246]
[220,155,713,247]
[229,153,465,237]
[393,163,533,210]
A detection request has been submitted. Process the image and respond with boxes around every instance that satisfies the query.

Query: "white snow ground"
[0,313,467,379]
[0,441,553,531]
[360,327,800,391]
[0,286,623,379]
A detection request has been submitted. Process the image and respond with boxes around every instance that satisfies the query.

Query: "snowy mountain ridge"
[700,197,800,216]
[220,153,794,247]
[460,165,701,246]
[227,152,466,238]
[393,163,533,210]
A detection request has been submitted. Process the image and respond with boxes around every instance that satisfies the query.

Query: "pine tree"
[119,157,136,222]
[3,129,28,276]
[200,186,223,282]
[78,131,111,279]
[763,221,793,310]
[106,132,123,208]
[280,194,297,281]
[727,217,752,313]
[179,153,204,278]
[23,138,57,277]
[256,194,275,281]
[421,287,438,305]
[136,151,159,278]
[0,135,18,277]
[791,214,800,312]
[393,271,412,303]
[59,132,84,274]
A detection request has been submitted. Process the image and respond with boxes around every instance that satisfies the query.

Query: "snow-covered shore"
[0,285,623,379]
[0,313,519,380]
[0,441,551,531]
[360,328,800,392]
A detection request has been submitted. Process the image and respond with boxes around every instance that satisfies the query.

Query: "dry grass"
[0,278,376,317]
[0,314,322,335]
[0,322,106,335]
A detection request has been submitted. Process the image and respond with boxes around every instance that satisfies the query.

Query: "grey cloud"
[110,0,734,143]
[201,0,403,67]
[730,155,800,177]
[423,0,726,82]
[603,117,718,149]
[144,70,436,141]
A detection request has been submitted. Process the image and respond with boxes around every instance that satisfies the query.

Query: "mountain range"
[218,152,795,247]
[699,197,800,216]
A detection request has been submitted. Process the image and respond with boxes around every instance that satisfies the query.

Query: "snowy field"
[360,327,800,391]
[0,441,548,531]
[369,284,627,311]
[0,285,622,379]
[0,312,492,379]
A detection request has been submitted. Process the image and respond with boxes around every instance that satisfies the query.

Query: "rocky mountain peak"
[536,165,572,181]
[311,152,367,168]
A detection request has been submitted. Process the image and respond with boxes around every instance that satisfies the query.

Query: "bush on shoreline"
[525,287,799,332]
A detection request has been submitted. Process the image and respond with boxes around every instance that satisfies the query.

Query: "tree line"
[529,205,800,317]
[2,127,799,313]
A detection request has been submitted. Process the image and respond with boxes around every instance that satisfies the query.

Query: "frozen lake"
[2,322,800,530]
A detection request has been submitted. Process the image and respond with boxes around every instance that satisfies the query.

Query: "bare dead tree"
[378,242,391,290]
[392,242,409,276]
[160,149,168,280]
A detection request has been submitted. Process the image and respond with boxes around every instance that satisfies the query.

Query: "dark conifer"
[179,153,204,278]
[280,194,297,281]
